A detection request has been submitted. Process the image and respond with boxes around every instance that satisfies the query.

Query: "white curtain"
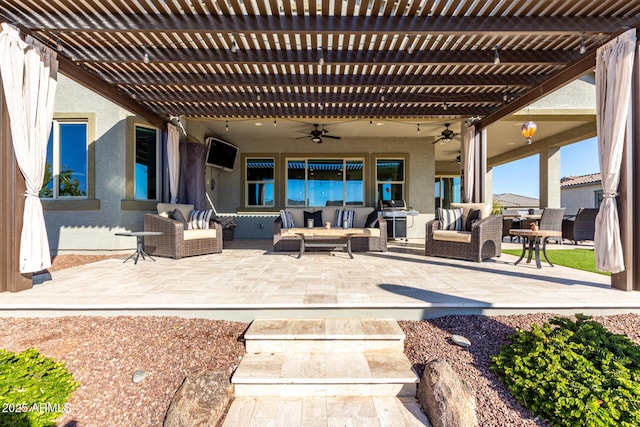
[462,123,476,203]
[167,123,180,204]
[0,24,58,273]
[594,29,636,274]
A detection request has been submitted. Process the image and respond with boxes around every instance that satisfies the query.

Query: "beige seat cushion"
[183,229,217,240]
[281,227,380,238]
[432,230,472,243]
[157,203,194,221]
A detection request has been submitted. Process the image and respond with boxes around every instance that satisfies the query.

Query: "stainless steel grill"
[378,200,417,240]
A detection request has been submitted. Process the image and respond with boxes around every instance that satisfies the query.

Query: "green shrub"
[0,348,79,427]
[491,314,640,427]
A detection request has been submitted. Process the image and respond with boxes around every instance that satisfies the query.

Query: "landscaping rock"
[163,371,234,427]
[417,360,478,427]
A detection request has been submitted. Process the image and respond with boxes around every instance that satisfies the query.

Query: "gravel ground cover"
[401,313,640,427]
[5,256,640,426]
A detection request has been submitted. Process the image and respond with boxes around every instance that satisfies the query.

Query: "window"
[594,189,604,208]
[41,121,88,199]
[246,158,275,206]
[435,177,461,210]
[376,159,405,203]
[134,125,158,200]
[286,158,364,207]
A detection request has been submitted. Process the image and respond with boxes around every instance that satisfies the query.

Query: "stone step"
[222,396,432,427]
[232,350,418,397]
[244,318,405,353]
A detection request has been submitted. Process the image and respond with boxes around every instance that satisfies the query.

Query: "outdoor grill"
[378,200,418,240]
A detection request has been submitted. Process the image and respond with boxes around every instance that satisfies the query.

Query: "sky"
[492,137,600,199]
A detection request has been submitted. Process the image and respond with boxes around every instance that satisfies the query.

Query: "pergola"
[1,0,639,292]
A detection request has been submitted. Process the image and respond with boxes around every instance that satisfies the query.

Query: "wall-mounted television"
[205,137,238,172]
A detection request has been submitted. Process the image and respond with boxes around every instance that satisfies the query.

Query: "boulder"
[164,371,234,427]
[417,360,478,427]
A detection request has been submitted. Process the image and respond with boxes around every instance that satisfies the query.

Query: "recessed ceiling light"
[255,122,263,126]
[508,142,516,145]
[376,122,385,126]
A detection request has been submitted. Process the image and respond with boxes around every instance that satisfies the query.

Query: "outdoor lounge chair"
[562,207,598,244]
[143,203,223,259]
[425,202,502,262]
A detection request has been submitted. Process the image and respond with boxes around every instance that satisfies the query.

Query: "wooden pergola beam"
[69,45,572,66]
[15,13,630,35]
[58,56,166,128]
[150,103,494,118]
[98,71,539,88]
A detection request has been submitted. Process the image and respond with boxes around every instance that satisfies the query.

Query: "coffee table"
[509,229,562,268]
[115,231,163,264]
[292,228,364,259]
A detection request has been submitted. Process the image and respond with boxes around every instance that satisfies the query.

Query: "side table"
[115,231,163,264]
[508,229,562,269]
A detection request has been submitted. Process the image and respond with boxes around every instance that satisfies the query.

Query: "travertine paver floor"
[222,396,430,426]
[2,239,638,320]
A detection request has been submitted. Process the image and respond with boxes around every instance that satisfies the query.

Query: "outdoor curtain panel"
[0,23,58,273]
[167,123,180,204]
[594,29,636,274]
[462,123,476,203]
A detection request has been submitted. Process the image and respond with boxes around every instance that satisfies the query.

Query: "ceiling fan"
[297,123,342,144]
[432,123,460,144]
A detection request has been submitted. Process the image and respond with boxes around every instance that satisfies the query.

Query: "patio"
[3,240,639,321]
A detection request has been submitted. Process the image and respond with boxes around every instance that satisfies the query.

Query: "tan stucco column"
[539,146,561,208]
[484,167,493,206]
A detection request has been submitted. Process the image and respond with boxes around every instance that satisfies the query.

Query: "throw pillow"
[365,209,379,228]
[465,208,482,231]
[438,207,463,231]
[279,210,295,228]
[335,210,356,228]
[169,208,189,228]
[188,209,213,230]
[303,210,323,228]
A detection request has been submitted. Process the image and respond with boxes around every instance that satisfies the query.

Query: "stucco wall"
[46,77,436,250]
[194,131,435,239]
[45,75,134,253]
[561,184,601,215]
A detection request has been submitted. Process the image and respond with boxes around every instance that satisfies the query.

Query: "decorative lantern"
[521,121,537,145]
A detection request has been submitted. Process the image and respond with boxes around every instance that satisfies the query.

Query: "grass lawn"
[502,248,611,276]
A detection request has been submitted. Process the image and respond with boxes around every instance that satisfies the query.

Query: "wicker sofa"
[273,206,387,252]
[425,202,502,262]
[143,203,223,259]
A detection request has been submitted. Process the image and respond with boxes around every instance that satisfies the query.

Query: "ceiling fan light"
[311,136,322,143]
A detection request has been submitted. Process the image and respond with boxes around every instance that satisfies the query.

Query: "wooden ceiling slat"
[369,0,383,16]
[396,0,409,16]
[345,0,357,16]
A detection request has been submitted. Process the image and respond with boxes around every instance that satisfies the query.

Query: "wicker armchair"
[562,208,598,244]
[143,213,223,259]
[425,203,502,262]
